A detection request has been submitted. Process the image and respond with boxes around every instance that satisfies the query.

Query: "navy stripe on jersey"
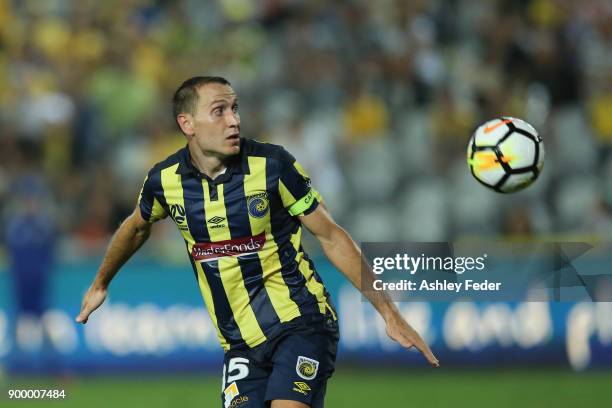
[180,174,244,346]
[267,159,321,317]
[140,167,168,222]
[226,174,281,332]
[302,246,337,313]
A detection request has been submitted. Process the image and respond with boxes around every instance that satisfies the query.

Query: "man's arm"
[300,205,439,367]
[75,207,153,324]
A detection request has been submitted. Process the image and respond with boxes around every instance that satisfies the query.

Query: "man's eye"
[213,108,223,115]
[232,105,239,112]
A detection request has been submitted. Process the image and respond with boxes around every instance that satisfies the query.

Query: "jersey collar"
[175,139,250,180]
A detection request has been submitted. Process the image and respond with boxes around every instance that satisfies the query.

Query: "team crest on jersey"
[247,192,269,218]
[296,356,319,380]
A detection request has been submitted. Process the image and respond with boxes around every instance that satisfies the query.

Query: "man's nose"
[226,111,239,127]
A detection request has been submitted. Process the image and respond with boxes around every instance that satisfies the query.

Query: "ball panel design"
[468,149,507,187]
[500,172,538,193]
[504,116,538,137]
[467,117,544,193]
[498,133,536,169]
[473,118,512,147]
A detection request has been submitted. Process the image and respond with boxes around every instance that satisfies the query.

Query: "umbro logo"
[208,216,225,224]
[292,381,311,396]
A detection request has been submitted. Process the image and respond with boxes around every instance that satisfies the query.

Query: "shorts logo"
[247,192,269,218]
[293,381,311,396]
[223,382,240,408]
[228,395,249,408]
[296,356,319,380]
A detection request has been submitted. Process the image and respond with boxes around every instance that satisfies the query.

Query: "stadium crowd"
[1,0,612,264]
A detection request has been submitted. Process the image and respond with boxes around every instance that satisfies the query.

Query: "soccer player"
[76,76,438,408]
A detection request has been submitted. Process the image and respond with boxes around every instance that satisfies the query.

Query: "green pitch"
[3,367,611,408]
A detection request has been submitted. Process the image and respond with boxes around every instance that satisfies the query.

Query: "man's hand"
[75,285,108,324]
[385,314,439,367]
[75,207,152,325]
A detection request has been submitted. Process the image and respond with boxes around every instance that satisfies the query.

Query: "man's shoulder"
[242,138,293,164]
[146,147,186,178]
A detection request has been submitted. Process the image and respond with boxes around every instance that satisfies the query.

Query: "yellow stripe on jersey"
[138,176,167,222]
[244,157,301,323]
[160,165,228,349]
[280,175,333,318]
[194,252,229,349]
[160,165,192,243]
[292,161,309,179]
[202,180,266,348]
[290,228,337,319]
[150,197,167,222]
[278,179,296,209]
[279,179,321,216]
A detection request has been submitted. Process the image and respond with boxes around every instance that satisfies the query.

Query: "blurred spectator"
[0,0,611,261]
[4,169,57,372]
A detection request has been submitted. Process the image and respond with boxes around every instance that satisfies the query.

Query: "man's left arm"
[300,205,439,367]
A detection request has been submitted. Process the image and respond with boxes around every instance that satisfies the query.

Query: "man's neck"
[188,145,230,180]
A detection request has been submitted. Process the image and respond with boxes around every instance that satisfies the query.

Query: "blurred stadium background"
[1,0,612,406]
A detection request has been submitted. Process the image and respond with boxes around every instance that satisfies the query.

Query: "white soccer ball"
[467,117,544,193]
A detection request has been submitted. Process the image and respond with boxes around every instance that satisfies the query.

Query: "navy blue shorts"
[221,314,339,408]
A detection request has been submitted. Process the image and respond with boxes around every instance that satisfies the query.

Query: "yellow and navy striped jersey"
[138,138,336,351]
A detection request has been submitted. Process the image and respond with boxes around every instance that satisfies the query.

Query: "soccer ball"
[467,117,544,193]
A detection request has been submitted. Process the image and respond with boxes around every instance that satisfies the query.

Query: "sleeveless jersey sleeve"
[138,173,167,223]
[277,148,322,216]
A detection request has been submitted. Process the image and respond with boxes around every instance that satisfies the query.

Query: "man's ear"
[177,113,195,137]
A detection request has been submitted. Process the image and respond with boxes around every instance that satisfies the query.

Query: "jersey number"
[222,357,250,391]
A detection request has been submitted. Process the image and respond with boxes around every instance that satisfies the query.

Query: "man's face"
[182,83,241,157]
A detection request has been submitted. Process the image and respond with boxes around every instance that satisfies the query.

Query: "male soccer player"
[76,76,438,408]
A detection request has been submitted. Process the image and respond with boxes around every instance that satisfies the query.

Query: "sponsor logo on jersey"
[192,232,266,262]
[296,356,319,380]
[208,216,227,229]
[208,216,225,224]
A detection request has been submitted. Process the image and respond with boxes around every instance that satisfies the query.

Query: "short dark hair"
[172,76,231,121]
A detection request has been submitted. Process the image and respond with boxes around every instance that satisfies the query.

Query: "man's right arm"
[75,207,152,324]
